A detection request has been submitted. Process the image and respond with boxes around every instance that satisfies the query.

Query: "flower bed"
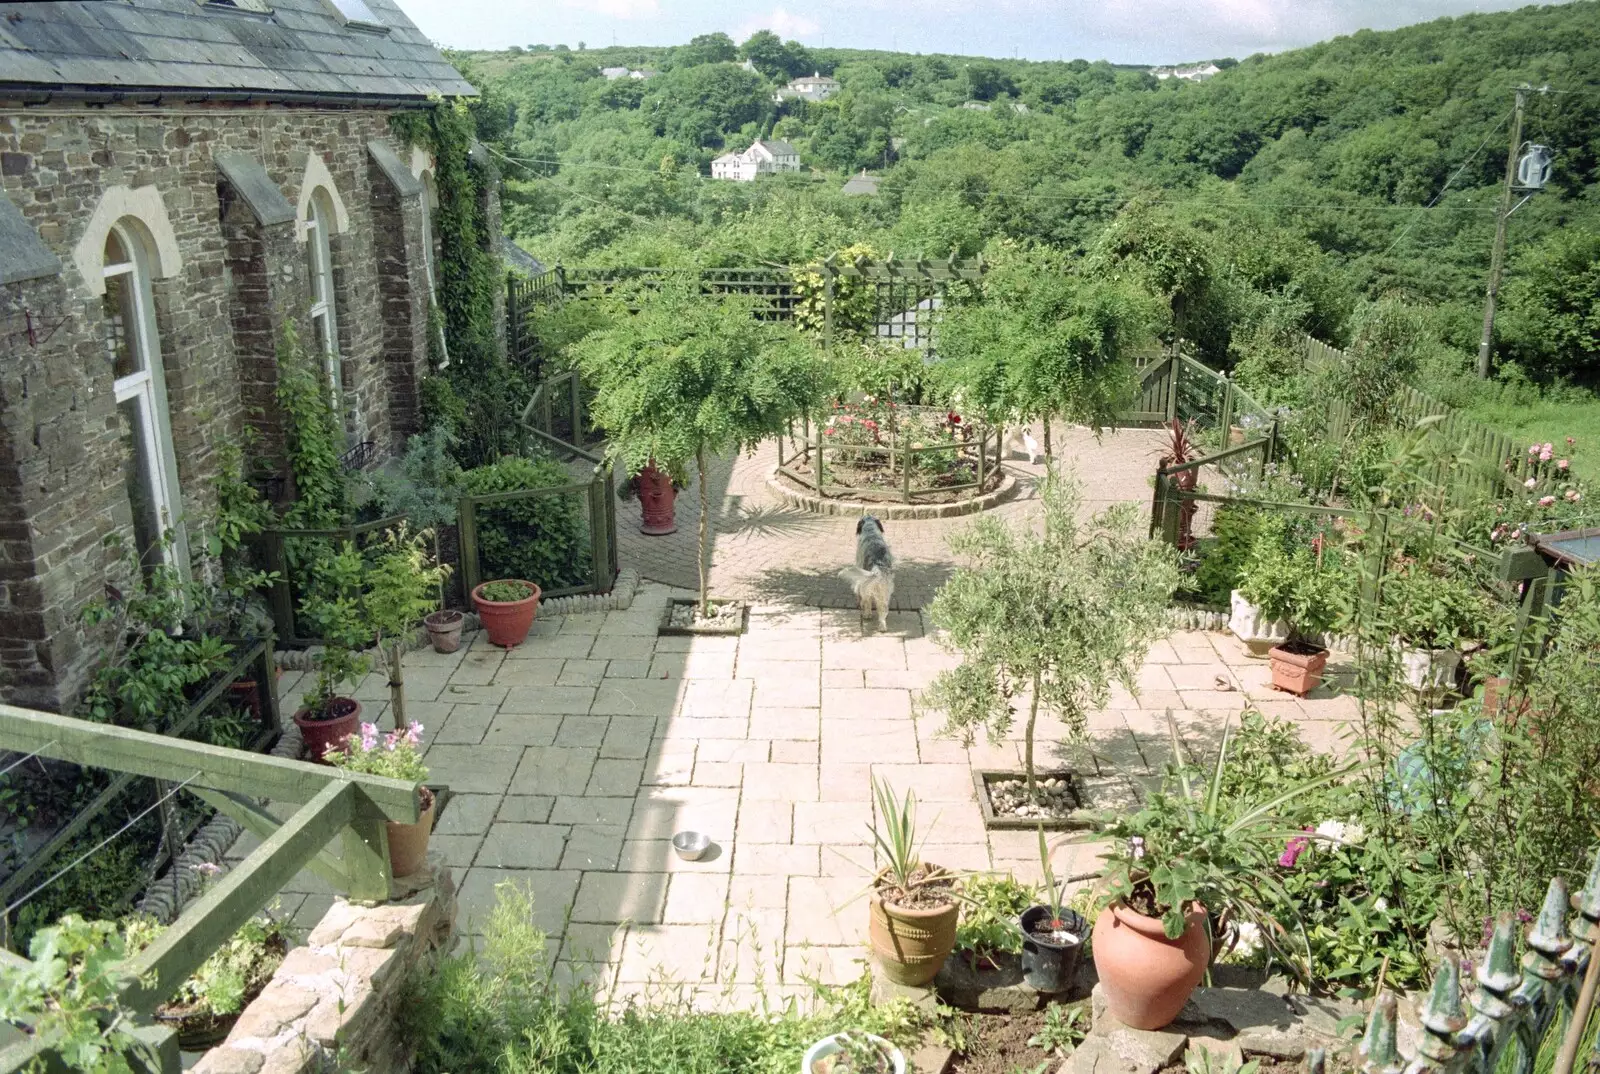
[777,400,1004,505]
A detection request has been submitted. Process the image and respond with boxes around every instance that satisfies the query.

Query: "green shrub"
[406,881,956,1074]
[459,455,590,590]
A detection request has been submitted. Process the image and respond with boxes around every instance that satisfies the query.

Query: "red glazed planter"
[637,462,678,536]
[1092,902,1210,1030]
[293,697,363,763]
[1269,642,1329,697]
[472,581,542,648]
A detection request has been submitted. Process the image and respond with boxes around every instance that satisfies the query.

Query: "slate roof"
[0,0,475,102]
[841,171,879,196]
[755,139,797,157]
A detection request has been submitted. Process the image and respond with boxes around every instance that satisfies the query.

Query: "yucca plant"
[868,776,926,893]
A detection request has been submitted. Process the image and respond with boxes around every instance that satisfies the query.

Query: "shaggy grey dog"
[838,515,895,630]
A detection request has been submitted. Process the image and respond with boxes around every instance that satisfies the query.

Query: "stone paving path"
[250,582,1359,1012]
[619,423,1171,608]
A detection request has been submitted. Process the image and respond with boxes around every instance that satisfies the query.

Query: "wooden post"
[1150,470,1169,539]
[1165,350,1180,423]
[263,535,294,644]
[588,476,606,592]
[341,809,392,904]
[977,426,987,491]
[570,372,584,451]
[457,496,480,599]
[903,442,913,503]
[1478,87,1528,379]
[823,255,836,361]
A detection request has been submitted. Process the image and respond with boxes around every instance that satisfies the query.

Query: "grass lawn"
[1458,392,1600,483]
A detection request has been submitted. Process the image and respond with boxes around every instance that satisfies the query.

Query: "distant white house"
[775,72,840,103]
[1150,62,1222,81]
[711,138,801,181]
[960,100,992,112]
[841,170,879,196]
[600,65,657,80]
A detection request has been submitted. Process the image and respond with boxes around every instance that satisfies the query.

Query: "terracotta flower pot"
[1269,642,1329,697]
[292,698,362,763]
[472,581,542,649]
[387,786,436,878]
[637,462,678,537]
[868,870,958,986]
[424,609,464,654]
[1091,902,1210,1030]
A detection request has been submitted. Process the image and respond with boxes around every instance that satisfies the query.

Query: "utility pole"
[1477,86,1527,379]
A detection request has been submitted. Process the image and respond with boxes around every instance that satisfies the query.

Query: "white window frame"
[304,191,342,402]
[103,222,186,575]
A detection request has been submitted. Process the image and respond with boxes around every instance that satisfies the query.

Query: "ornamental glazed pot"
[637,462,679,536]
[472,581,542,649]
[1269,642,1330,697]
[1397,644,1462,693]
[292,698,362,763]
[1091,901,1210,1030]
[1229,590,1290,658]
[387,786,436,878]
[867,867,959,986]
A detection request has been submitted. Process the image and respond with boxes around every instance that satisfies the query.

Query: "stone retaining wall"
[191,861,456,1074]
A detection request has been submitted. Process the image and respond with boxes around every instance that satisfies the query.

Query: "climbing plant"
[275,321,346,528]
[793,242,880,341]
[392,99,525,468]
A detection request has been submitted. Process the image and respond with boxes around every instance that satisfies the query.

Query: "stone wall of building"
[0,104,441,709]
[190,864,457,1074]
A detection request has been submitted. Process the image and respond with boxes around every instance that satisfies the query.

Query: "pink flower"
[1539,496,1556,507]
[1544,442,1554,454]
[406,721,424,745]
[384,731,398,750]
[1529,444,1541,455]
[1525,478,1538,490]
[1278,832,1311,869]
[1540,450,1553,462]
[1558,459,1569,471]
[193,862,222,878]
[358,722,379,751]
[1568,490,1582,502]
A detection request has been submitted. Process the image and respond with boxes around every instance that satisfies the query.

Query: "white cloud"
[733,6,821,42]
[563,0,659,19]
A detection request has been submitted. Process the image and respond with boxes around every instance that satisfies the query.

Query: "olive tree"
[934,246,1159,458]
[924,468,1181,799]
[573,281,827,616]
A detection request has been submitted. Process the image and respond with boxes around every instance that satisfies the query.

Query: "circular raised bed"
[773,403,1017,517]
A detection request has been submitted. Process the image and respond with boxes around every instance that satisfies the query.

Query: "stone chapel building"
[0,0,488,711]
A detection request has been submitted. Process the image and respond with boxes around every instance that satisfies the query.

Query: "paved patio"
[250,582,1358,1010]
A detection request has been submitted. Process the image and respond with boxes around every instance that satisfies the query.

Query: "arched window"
[303,188,341,398]
[101,221,182,575]
[419,171,448,368]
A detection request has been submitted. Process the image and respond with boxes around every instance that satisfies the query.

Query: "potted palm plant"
[1018,826,1086,993]
[865,777,959,986]
[472,579,542,648]
[325,720,434,877]
[1084,717,1350,1029]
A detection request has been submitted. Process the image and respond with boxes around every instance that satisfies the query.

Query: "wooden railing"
[0,638,280,939]
[0,705,421,1073]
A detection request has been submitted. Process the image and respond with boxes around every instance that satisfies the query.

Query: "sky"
[397,0,1569,63]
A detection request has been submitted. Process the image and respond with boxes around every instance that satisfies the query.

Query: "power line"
[1381,105,1513,256]
[0,741,57,779]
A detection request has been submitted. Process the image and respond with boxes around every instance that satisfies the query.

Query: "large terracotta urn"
[1092,902,1210,1030]
[637,462,678,536]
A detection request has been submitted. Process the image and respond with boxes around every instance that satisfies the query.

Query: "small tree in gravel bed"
[923,467,1181,801]
[573,281,827,618]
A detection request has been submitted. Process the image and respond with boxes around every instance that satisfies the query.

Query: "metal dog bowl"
[672,831,711,861]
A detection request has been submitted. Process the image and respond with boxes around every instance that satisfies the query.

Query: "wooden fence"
[0,639,280,946]
[0,703,421,1072]
[1298,335,1537,498]
[255,515,406,648]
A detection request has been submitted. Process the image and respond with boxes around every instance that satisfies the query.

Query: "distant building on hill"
[1150,62,1222,81]
[600,66,656,80]
[841,171,880,196]
[711,139,801,181]
[961,101,992,112]
[775,73,841,103]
